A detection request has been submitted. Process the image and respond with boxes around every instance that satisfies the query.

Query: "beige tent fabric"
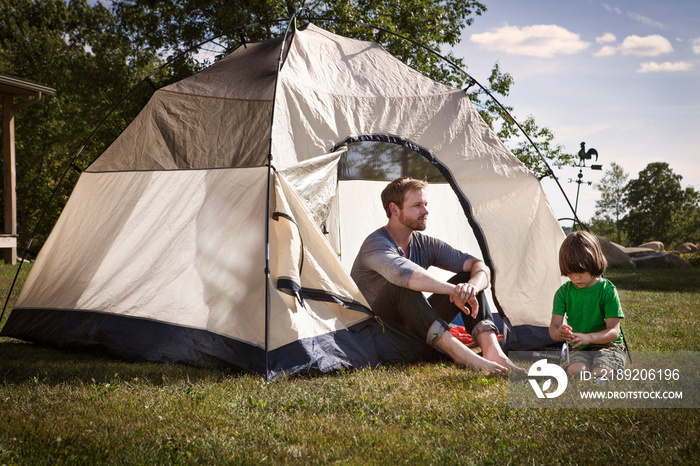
[88,94,273,171]
[17,168,270,344]
[278,148,345,228]
[18,162,373,352]
[88,37,282,172]
[268,171,371,349]
[270,25,565,327]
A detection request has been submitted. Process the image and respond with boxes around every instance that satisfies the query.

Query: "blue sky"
[452,0,700,224]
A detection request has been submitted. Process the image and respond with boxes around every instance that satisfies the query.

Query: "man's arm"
[405,257,490,317]
[461,257,490,294]
[405,266,456,295]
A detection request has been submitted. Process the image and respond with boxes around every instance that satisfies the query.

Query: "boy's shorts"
[562,342,626,372]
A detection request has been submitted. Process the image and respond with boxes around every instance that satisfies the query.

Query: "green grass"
[604,268,700,352]
[0,265,698,464]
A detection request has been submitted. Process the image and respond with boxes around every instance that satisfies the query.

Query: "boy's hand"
[568,332,593,348]
[557,324,574,342]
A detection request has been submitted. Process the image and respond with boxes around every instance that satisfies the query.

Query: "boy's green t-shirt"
[552,277,624,348]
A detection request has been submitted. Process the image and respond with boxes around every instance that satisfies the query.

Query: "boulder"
[619,246,656,258]
[638,241,664,252]
[632,252,692,269]
[676,242,698,254]
[598,237,635,268]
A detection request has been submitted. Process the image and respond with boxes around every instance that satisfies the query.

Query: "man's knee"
[374,284,445,342]
[426,319,450,346]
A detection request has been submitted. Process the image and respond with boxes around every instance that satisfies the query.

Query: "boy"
[549,231,626,379]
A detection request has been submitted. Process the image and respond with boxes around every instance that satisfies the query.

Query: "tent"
[1,23,565,379]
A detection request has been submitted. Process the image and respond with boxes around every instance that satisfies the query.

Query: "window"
[337,138,446,182]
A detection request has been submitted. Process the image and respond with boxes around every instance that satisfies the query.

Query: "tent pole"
[264,162,272,380]
[262,9,305,381]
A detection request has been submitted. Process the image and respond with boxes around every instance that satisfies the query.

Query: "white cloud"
[627,12,664,29]
[619,35,673,57]
[594,45,617,57]
[602,3,622,15]
[593,35,673,58]
[596,33,616,44]
[470,25,589,58]
[693,38,700,54]
[637,61,693,73]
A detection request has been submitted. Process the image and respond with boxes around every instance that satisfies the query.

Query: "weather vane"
[568,142,602,230]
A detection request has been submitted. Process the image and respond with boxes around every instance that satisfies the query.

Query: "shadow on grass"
[604,267,700,293]
[0,338,244,386]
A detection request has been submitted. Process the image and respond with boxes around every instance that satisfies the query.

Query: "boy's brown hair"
[380,177,427,218]
[558,230,607,277]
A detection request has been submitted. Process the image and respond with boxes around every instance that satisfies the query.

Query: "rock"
[638,241,664,252]
[620,247,657,258]
[632,252,692,269]
[676,242,698,254]
[598,237,635,268]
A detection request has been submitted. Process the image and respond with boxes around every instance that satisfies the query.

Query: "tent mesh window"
[338,140,446,183]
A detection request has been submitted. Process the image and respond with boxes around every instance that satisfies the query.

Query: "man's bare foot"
[506,358,528,375]
[474,359,508,375]
[434,331,508,375]
[477,331,527,375]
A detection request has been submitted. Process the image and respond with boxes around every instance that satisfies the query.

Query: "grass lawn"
[0,264,698,464]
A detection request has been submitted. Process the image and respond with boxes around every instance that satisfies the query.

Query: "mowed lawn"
[0,264,698,464]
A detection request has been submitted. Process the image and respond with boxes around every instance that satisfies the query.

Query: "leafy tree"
[669,187,700,246]
[591,162,628,244]
[621,162,700,246]
[587,216,622,245]
[0,0,173,252]
[339,140,445,182]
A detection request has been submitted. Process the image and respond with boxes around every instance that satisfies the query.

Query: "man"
[351,177,513,374]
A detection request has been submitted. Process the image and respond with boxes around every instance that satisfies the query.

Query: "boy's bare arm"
[549,314,572,341]
[568,318,621,348]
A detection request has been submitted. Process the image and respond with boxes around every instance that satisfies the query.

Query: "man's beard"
[399,212,427,231]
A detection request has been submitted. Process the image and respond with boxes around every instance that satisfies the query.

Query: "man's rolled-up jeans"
[371,272,499,347]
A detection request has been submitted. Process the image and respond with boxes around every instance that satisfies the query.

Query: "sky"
[450,0,700,225]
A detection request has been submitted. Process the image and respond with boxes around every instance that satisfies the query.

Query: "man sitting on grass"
[351,177,519,375]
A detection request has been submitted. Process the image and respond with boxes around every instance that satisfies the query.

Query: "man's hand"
[450,283,479,318]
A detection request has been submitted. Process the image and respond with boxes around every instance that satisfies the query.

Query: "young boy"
[549,231,626,379]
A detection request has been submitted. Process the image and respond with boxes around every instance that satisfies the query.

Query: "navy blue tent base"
[1,308,442,379]
[502,324,558,351]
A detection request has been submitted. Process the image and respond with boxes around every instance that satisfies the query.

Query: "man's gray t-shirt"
[350,227,473,307]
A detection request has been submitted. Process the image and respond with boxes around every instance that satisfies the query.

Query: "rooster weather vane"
[567,142,602,230]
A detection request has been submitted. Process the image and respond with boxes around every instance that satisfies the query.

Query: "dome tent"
[1,22,564,380]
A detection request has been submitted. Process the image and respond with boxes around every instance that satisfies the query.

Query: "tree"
[591,162,628,244]
[0,0,176,252]
[621,162,700,246]
[669,187,700,246]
